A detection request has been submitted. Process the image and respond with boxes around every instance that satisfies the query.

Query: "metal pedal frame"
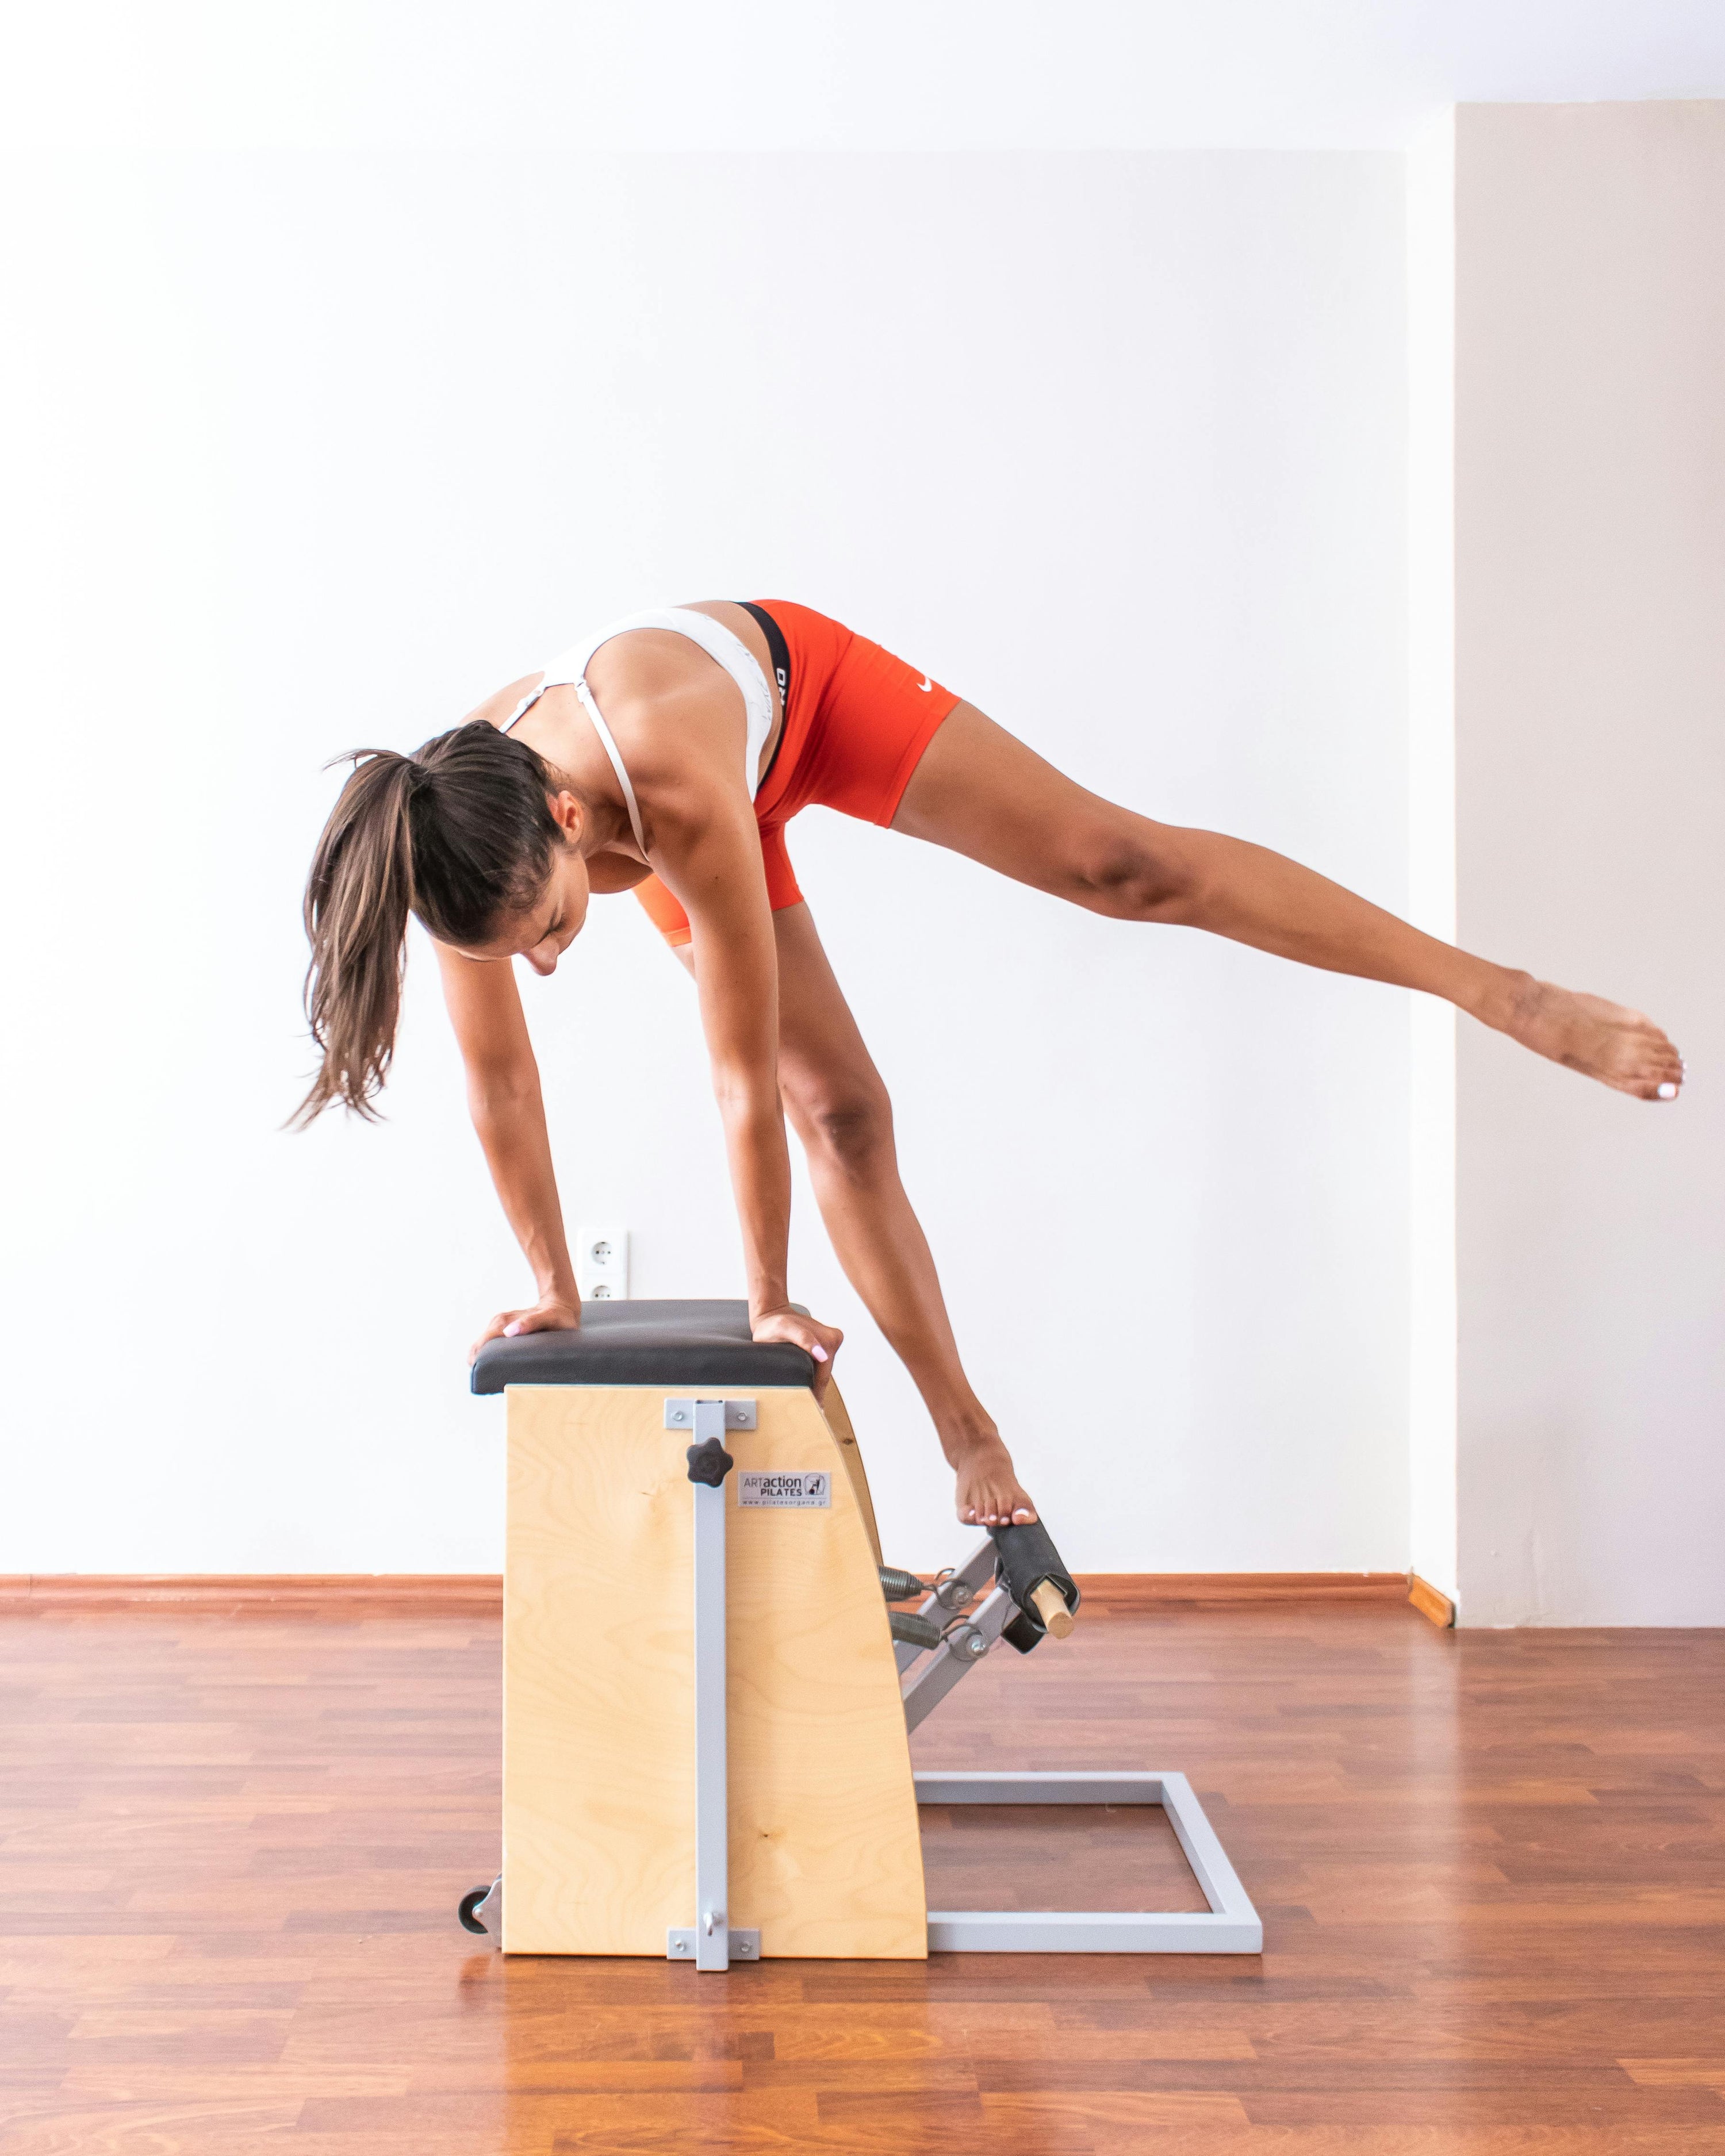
[898,1539,1012,1732]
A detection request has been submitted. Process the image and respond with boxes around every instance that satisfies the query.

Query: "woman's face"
[507,842,591,976]
[460,793,591,976]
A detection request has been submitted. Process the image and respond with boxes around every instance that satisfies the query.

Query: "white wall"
[7,2,1725,153]
[1452,103,1725,1624]
[1404,113,1459,1605]
[0,149,1412,1576]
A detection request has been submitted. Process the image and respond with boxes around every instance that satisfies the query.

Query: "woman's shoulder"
[468,602,748,749]
[462,672,545,732]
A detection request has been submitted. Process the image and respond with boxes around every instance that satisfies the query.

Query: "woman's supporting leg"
[894,705,1684,1100]
[732,904,1034,1528]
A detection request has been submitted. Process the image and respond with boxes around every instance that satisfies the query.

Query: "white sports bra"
[502,607,776,857]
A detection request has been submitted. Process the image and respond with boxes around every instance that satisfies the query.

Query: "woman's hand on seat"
[751,1306,843,1402]
[469,1293,581,1364]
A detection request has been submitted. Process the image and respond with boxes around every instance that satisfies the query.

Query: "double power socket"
[575,1226,630,1302]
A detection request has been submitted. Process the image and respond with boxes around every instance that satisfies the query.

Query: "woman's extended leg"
[894,705,1684,1099]
[674,903,1035,1529]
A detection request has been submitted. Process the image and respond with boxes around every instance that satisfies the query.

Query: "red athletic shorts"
[632,600,961,946]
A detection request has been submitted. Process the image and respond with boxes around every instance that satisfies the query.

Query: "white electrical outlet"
[576,1226,630,1302]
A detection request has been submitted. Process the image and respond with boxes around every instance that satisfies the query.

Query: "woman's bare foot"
[949,1431,1038,1528]
[1497,974,1685,1101]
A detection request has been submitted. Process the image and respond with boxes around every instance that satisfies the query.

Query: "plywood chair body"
[475,1303,924,1959]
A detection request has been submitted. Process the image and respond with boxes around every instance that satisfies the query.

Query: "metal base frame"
[918,1770,1263,1953]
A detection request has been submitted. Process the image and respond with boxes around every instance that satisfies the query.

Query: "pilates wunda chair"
[458,1300,1260,1964]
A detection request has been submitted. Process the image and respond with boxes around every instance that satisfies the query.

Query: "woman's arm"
[434,941,582,1357]
[649,778,842,1391]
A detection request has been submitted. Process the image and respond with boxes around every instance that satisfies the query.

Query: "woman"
[297,599,1684,1528]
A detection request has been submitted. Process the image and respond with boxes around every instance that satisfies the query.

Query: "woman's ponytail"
[291,721,564,1127]
[290,750,421,1127]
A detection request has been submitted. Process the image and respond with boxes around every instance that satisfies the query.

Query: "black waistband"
[739,601,791,793]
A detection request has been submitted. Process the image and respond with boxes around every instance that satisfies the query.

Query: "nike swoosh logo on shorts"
[917,676,933,692]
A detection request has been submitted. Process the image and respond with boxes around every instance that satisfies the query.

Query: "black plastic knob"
[686,1437,735,1487]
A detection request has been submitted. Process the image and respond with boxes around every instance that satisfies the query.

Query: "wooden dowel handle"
[1030,1579,1075,1638]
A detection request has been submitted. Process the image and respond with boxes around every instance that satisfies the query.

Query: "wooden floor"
[3,1599,1723,2153]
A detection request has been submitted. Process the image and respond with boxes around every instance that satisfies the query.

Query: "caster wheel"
[458,1882,497,1935]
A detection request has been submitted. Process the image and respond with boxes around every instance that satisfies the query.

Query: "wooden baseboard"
[0,1574,504,1612]
[1408,1572,1457,1628]
[2,1569,1433,1616]
[1072,1571,1410,1606]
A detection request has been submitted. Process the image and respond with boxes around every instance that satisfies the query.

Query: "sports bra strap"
[500,676,647,856]
[574,680,648,856]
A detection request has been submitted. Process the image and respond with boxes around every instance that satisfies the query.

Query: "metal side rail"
[665,1397,761,1971]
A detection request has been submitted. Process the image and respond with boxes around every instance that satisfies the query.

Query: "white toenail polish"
[1657,1082,1677,1099]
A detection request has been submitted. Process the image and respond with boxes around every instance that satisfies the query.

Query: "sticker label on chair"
[737,1470,830,1509]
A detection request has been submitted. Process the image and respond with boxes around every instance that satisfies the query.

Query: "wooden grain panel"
[503,1387,694,1957]
[918,1801,1209,1914]
[816,1382,883,1567]
[7,1598,1725,2153]
[724,1392,925,1959]
[503,1384,924,1959]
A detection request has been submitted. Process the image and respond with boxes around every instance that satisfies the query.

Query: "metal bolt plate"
[667,1927,761,1961]
[665,1399,757,1430]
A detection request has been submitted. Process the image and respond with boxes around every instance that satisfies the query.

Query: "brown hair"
[292,720,564,1126]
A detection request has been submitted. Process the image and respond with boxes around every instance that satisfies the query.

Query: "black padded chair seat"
[469,1299,815,1393]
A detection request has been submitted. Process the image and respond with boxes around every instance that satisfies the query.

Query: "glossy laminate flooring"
[3,1598,1723,2152]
